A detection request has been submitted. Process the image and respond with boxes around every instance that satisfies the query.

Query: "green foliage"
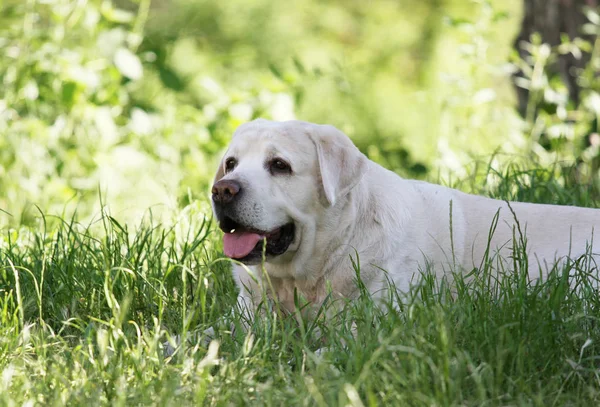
[0,0,291,227]
[2,0,600,227]
[1,0,148,224]
[142,0,524,176]
[510,6,600,186]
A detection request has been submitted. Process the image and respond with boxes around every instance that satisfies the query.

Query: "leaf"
[585,92,600,114]
[101,2,135,23]
[114,48,143,80]
[61,82,78,108]
[292,57,305,74]
[269,63,283,80]
[443,16,472,27]
[493,11,509,22]
[585,7,600,26]
[473,88,496,104]
[582,23,599,36]
[159,67,184,91]
[22,81,39,100]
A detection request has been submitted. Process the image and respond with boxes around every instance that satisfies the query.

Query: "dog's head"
[211,119,367,265]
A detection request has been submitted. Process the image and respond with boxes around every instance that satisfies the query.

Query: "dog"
[211,119,600,321]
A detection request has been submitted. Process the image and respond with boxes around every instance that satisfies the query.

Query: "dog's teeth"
[230,229,236,233]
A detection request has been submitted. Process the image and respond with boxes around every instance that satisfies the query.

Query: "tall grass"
[1,166,599,405]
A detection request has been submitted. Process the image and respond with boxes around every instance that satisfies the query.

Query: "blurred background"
[1,0,600,227]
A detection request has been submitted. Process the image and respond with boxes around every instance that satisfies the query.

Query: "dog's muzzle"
[211,179,295,264]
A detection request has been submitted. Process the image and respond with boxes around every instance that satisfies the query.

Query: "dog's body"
[211,119,600,318]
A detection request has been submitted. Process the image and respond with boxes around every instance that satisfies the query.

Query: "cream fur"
[213,119,600,319]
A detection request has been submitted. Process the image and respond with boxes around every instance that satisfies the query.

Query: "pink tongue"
[223,231,264,259]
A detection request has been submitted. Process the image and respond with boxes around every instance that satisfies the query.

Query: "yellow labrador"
[211,119,600,319]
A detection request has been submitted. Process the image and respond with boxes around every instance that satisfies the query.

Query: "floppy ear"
[309,124,368,207]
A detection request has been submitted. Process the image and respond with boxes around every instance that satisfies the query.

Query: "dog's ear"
[309,124,368,207]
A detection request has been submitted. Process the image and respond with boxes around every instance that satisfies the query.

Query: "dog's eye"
[269,158,292,174]
[225,158,237,173]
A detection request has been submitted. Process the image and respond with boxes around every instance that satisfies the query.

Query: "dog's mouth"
[219,216,295,263]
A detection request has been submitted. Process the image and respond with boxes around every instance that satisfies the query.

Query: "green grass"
[1,166,600,406]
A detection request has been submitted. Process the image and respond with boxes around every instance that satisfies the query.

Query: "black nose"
[212,179,241,204]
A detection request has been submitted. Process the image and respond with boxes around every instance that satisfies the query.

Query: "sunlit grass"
[1,166,600,405]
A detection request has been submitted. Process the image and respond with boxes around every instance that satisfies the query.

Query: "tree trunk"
[513,0,598,116]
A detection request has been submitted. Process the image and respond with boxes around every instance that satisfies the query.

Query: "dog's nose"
[212,179,241,204]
